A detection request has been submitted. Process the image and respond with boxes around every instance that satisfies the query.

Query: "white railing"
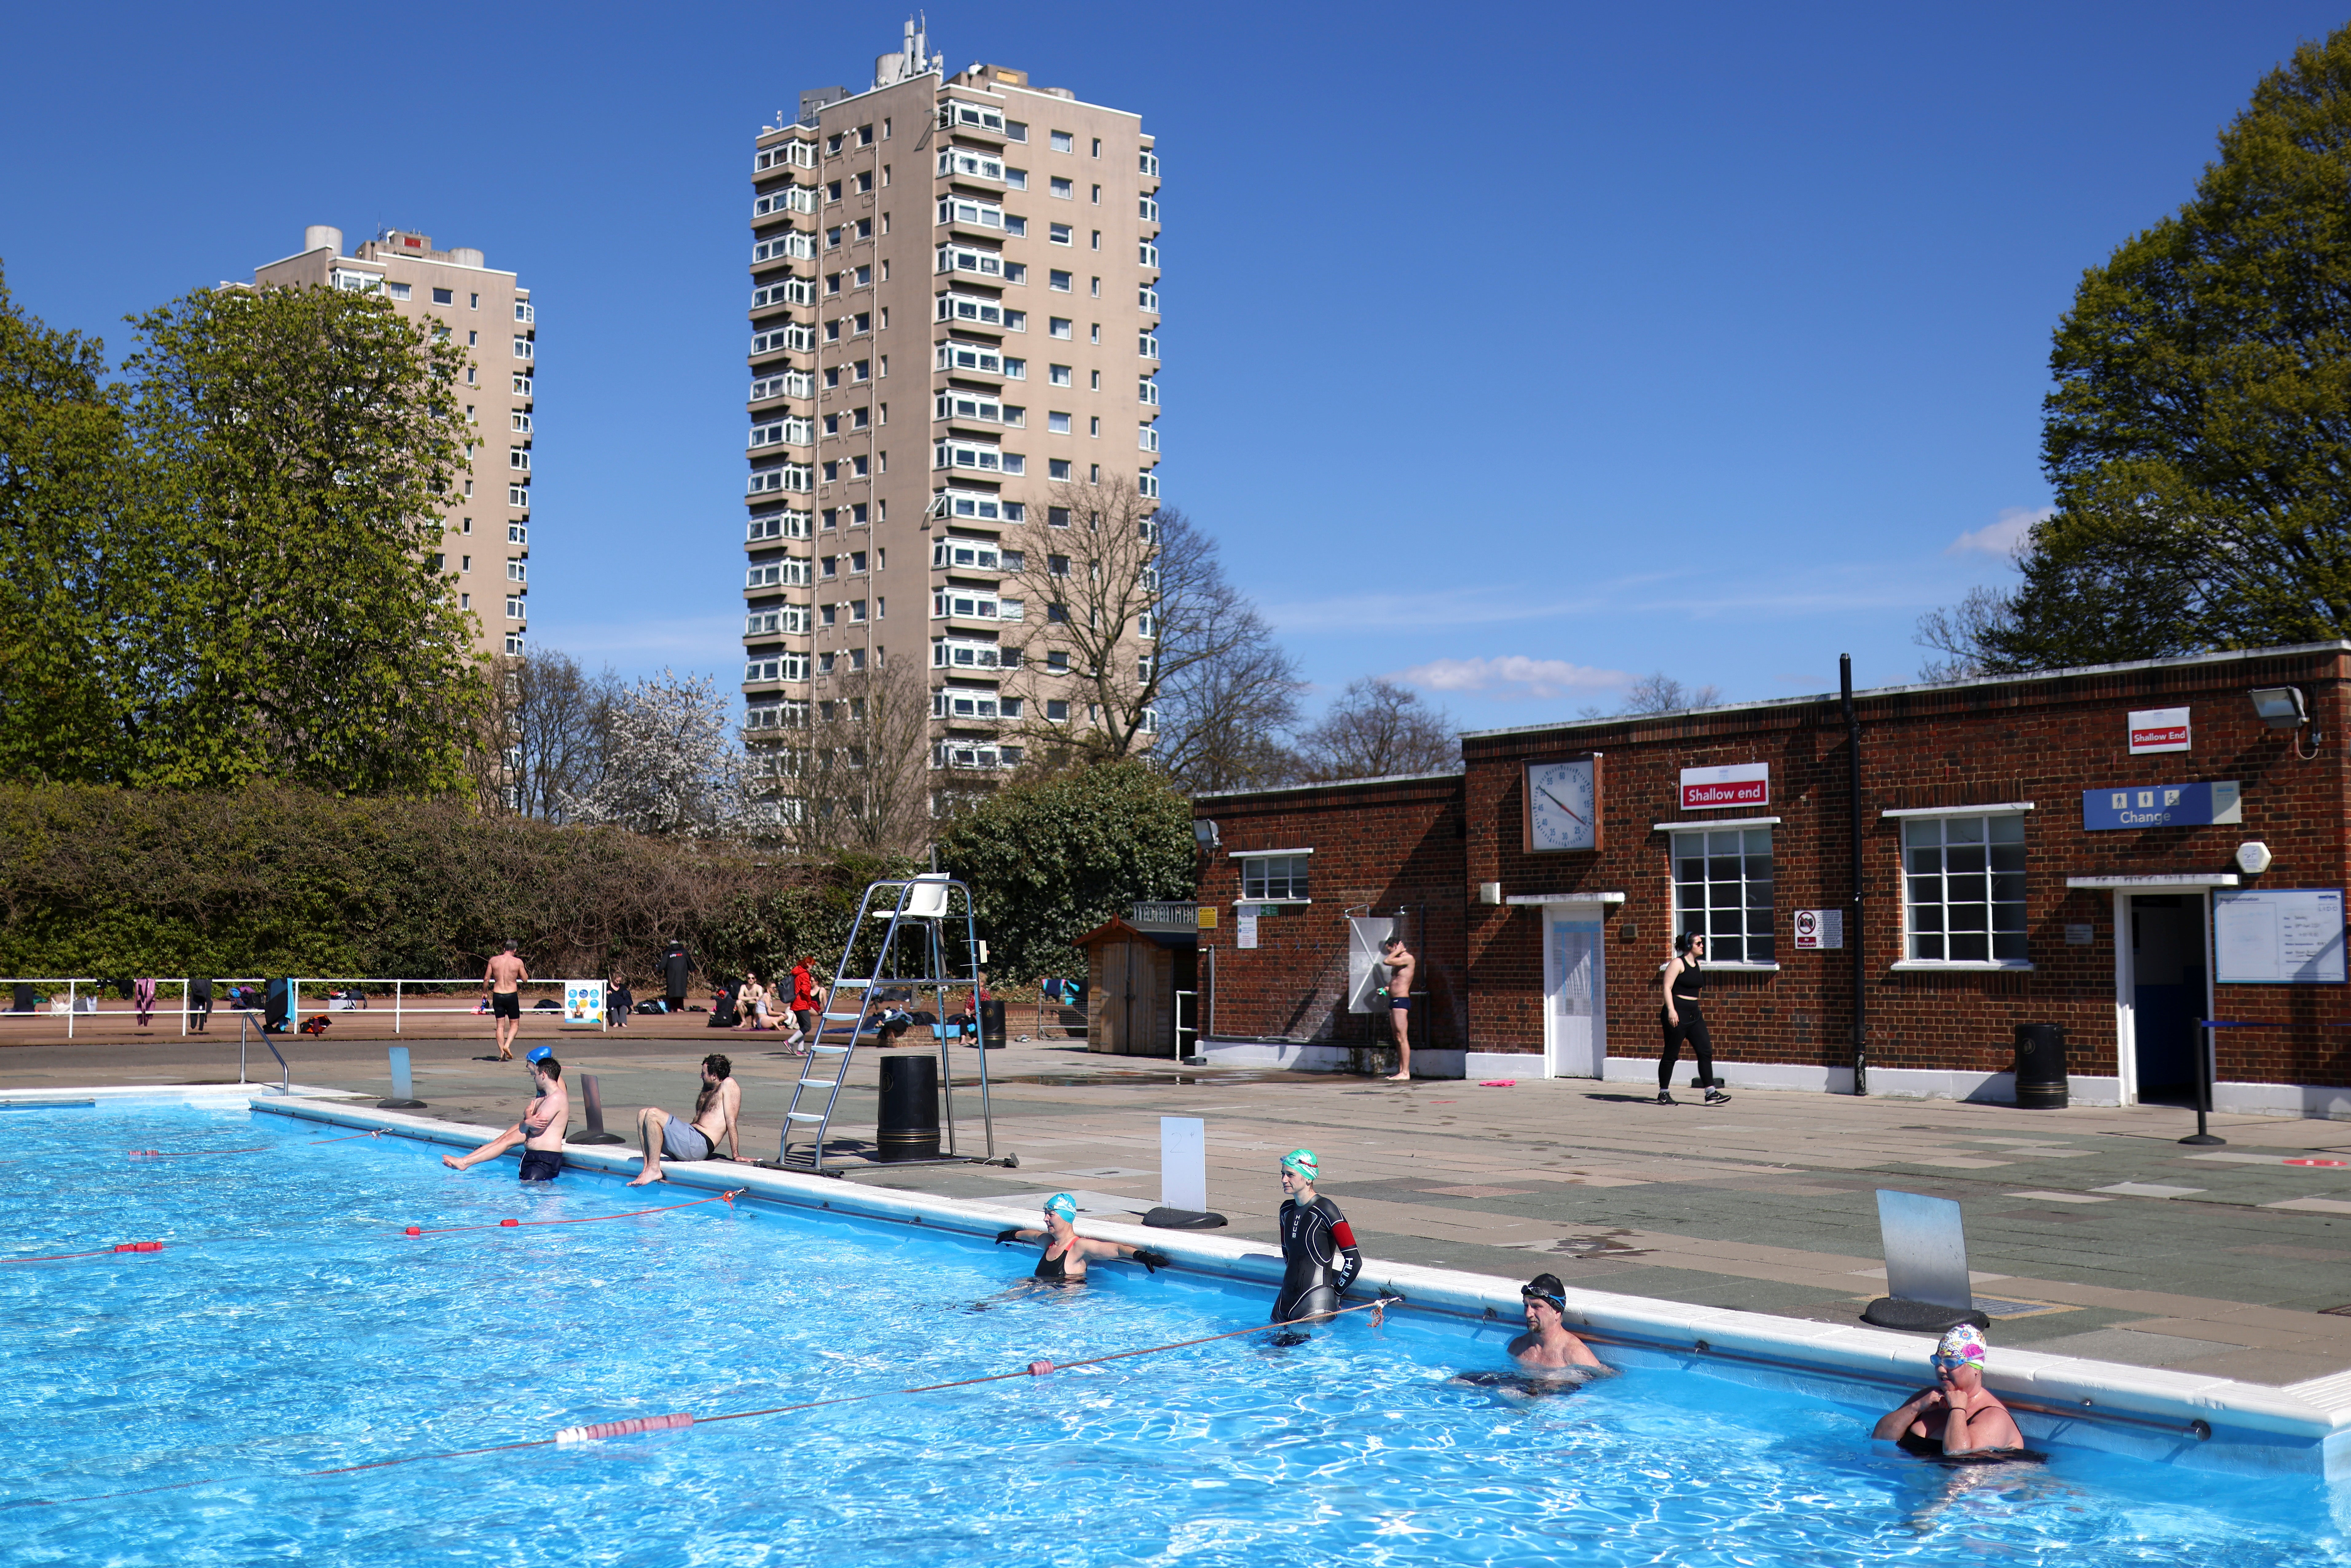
[1,978,614,1036]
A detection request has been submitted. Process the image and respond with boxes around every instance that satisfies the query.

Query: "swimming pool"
[4,1100,2348,1566]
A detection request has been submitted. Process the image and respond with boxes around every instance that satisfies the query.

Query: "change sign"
[2081,780,2240,831]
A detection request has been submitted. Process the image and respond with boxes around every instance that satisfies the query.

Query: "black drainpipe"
[1843,653,1867,1095]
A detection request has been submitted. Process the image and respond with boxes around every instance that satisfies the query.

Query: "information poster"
[562,980,607,1028]
[1793,909,1844,950]
[2214,890,2346,984]
[1235,913,1258,950]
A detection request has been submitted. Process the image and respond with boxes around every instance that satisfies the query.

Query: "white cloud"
[1395,655,1631,700]
[1946,506,2050,559]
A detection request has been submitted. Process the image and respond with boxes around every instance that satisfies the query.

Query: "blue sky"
[5,2,2343,733]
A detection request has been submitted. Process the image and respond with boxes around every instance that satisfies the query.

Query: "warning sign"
[1793,909,1844,951]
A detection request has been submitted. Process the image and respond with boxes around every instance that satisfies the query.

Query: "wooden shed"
[1075,917,1191,1057]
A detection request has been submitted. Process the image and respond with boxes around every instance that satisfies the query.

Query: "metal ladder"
[767,874,998,1175]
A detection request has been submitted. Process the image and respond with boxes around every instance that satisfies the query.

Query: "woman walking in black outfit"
[1660,931,1731,1106]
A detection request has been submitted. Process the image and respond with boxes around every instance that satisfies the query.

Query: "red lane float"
[4,1241,164,1264]
[554,1412,695,1445]
[399,1189,746,1238]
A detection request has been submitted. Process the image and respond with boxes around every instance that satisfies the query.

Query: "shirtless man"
[1509,1274,1604,1370]
[627,1053,741,1186]
[1379,935,1418,1082]
[1872,1324,2026,1457]
[483,940,529,1062]
[442,1047,569,1181]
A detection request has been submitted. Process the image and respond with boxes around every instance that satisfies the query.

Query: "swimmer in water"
[1508,1274,1605,1370]
[995,1192,1172,1281]
[1873,1323,2026,1458]
[1271,1148,1362,1340]
[442,1047,568,1181]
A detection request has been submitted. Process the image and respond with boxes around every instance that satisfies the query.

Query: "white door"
[1544,914,1606,1078]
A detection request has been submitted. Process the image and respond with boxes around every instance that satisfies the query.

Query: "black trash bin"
[877,1054,940,1161]
[977,998,1007,1050]
[2015,1023,2068,1109]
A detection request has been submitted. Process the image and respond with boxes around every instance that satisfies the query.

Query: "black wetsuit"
[1274,1195,1361,1322]
[1659,958,1713,1092]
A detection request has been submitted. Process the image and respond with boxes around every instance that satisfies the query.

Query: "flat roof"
[1460,640,2351,743]
[1194,769,1465,805]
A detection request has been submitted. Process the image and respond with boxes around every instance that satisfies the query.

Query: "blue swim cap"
[1043,1192,1078,1223]
[526,1045,554,1064]
[1280,1148,1319,1181]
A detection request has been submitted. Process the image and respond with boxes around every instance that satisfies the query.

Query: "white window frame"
[935,242,1006,279]
[932,539,1003,570]
[1887,804,2035,970]
[933,437,1006,473]
[932,589,1001,621]
[938,196,1006,230]
[1667,825,1778,971]
[938,149,1006,182]
[936,389,1005,425]
[936,291,1009,328]
[932,637,1004,670]
[935,340,1005,375]
[1233,849,1312,904]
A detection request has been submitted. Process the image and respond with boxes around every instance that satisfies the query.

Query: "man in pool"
[1509,1275,1604,1370]
[442,1046,569,1181]
[1274,1148,1362,1335]
[994,1192,1171,1282]
[1872,1323,2025,1456]
[483,940,529,1062]
[627,1053,741,1186]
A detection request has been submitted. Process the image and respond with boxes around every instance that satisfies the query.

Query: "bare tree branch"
[1294,678,1457,781]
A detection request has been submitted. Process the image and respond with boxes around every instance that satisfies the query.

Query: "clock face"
[1526,758,1598,852]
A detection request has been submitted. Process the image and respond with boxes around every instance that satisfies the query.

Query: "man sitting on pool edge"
[1872,1324,2025,1457]
[627,1053,741,1186]
[442,1046,569,1182]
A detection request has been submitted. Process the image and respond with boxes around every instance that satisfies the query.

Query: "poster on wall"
[2214,889,2346,984]
[1235,913,1258,950]
[562,980,606,1028]
[1793,909,1845,950]
[2128,707,2191,754]
[1679,762,1768,811]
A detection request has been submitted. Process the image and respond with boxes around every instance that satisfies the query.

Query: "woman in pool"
[994,1192,1170,1284]
[1273,1148,1361,1335]
[1873,1324,2027,1457]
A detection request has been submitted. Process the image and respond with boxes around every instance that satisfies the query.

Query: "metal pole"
[2181,1019,2227,1146]
[1842,654,1867,1096]
[394,980,403,1034]
[66,978,74,1040]
[179,977,189,1037]
[240,1012,247,1083]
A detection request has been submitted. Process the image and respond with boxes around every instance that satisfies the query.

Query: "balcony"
[935,292,1014,330]
[749,416,813,451]
[752,231,815,265]
[937,148,1006,184]
[932,437,1021,475]
[1137,332,1159,361]
[935,388,1011,427]
[937,196,1007,236]
[935,339,1007,377]
[745,509,813,543]
[755,138,817,172]
[935,242,1007,282]
[932,488,1025,524]
[754,185,818,219]
[1138,241,1159,270]
[938,100,1008,139]
[931,539,1005,572]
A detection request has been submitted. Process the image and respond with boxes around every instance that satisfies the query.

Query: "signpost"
[2081,781,2240,831]
[2127,707,2192,754]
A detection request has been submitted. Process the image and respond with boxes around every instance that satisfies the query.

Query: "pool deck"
[14,1024,2351,1470]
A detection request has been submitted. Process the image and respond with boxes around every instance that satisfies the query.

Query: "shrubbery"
[0,782,899,984]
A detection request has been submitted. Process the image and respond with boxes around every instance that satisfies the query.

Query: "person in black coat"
[659,941,694,1014]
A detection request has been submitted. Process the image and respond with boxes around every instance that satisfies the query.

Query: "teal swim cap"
[1043,1192,1078,1223]
[1280,1148,1319,1181]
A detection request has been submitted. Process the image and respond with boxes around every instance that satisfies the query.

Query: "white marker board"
[2214,889,2346,984]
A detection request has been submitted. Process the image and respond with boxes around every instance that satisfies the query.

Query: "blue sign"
[2082,780,2241,831]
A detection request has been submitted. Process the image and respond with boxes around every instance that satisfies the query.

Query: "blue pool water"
[3,1102,2348,1566]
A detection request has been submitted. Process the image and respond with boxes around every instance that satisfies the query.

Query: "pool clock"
[1524,755,1602,853]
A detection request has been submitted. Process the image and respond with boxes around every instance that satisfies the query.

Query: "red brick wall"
[1193,774,1467,1049]
[1195,647,2351,1086]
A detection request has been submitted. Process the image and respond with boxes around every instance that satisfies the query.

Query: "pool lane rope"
[126,1130,390,1159]
[12,1295,1405,1505]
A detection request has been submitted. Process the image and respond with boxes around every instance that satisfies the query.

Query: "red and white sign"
[1680,762,1769,811]
[2128,707,2191,755]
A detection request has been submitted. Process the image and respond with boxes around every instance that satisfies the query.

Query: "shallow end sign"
[2082,781,2240,830]
[2128,707,2191,755]
[1680,762,1768,811]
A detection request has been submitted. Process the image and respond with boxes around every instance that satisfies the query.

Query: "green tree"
[120,282,482,792]
[0,270,161,784]
[1920,27,2351,675]
[935,759,1195,983]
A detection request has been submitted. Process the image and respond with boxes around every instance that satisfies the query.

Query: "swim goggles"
[1520,1287,1567,1313]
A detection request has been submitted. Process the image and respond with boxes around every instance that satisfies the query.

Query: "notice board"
[2214,889,2347,984]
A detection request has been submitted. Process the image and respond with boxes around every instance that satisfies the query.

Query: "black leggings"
[1659,1002,1713,1091]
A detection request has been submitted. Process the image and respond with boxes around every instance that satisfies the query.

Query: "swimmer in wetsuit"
[1873,1323,2028,1459]
[993,1192,1172,1284]
[1272,1148,1362,1338]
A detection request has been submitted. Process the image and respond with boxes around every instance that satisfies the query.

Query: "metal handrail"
[1,975,611,1036]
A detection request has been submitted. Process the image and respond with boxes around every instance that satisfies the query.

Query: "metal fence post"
[66,978,75,1040]
[394,980,403,1034]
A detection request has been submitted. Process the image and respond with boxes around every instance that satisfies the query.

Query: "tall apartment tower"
[251,227,536,662]
[740,24,1162,798]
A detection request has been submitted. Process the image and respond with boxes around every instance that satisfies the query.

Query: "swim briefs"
[493,992,521,1020]
[519,1148,562,1182]
[1389,995,1412,1010]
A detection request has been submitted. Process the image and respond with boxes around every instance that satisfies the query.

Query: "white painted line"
[2092,1182,2207,1199]
[2002,1191,2114,1205]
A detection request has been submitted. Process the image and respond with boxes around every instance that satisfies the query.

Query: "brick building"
[1193,644,2351,1115]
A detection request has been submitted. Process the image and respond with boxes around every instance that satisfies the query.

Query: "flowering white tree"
[561,669,747,837]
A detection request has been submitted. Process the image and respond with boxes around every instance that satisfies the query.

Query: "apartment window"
[1050,318,1072,339]
[1089,416,1100,436]
[858,123,873,146]
[1050,176,1073,199]
[1903,814,2028,965]
[1050,224,1073,245]
[827,226,843,249]
[1092,277,1102,298]
[856,171,873,194]
[1049,364,1072,386]
[856,218,873,239]
[459,593,470,610]
[1089,463,1101,482]
[1046,700,1070,723]
[513,374,532,395]
[470,292,480,309]
[821,605,837,627]
[506,597,526,621]
[506,560,527,582]
[1091,184,1101,203]
[467,367,478,385]
[1049,458,1073,480]
[1090,231,1101,250]
[1089,324,1100,345]
[512,337,532,360]
[1005,120,1028,142]
[1139,377,1159,406]
[1049,412,1072,434]
[1051,130,1074,153]
[828,132,844,154]
[1048,507,1071,528]
[504,633,525,656]
[1240,854,1310,902]
[430,286,453,305]
[383,281,412,301]
[1091,370,1101,390]
[469,330,480,346]
[508,485,529,507]
[1670,829,1776,966]
[1006,167,1028,189]
[1091,137,1102,157]
[1003,357,1026,378]
[1047,650,1070,670]
[1049,270,1072,292]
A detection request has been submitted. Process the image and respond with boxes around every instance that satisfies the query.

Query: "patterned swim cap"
[1280,1148,1319,1181]
[1936,1323,1988,1365]
[1043,1193,1078,1223]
